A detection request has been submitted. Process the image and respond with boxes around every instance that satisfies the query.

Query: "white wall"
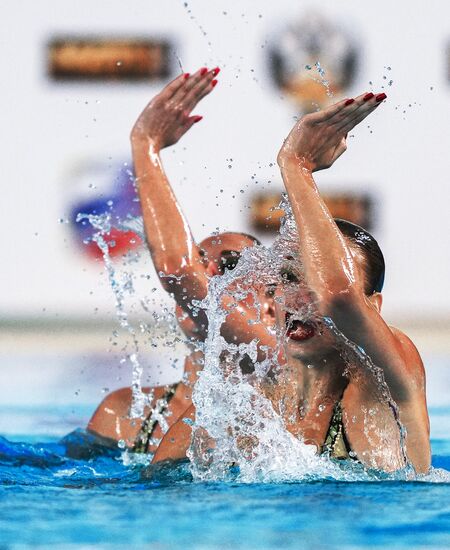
[1,0,449,323]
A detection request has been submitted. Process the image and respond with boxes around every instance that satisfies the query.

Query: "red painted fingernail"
[184,73,190,79]
[211,79,218,88]
[200,67,208,76]
[363,92,374,101]
[344,98,355,105]
[193,115,203,123]
[375,93,387,102]
[212,67,220,76]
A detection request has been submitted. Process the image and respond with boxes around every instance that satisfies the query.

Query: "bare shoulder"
[87,386,158,434]
[389,326,426,384]
[91,386,155,417]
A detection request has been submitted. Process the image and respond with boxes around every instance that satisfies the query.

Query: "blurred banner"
[48,37,173,81]
[250,190,374,233]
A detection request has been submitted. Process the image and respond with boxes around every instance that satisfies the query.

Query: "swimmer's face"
[273,256,318,344]
[199,233,256,275]
[199,233,276,328]
[274,239,379,350]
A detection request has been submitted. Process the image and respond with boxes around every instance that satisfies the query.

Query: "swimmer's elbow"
[157,262,207,296]
[311,275,366,317]
[318,287,365,322]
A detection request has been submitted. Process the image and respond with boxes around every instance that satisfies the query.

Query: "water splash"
[76,211,149,418]
[313,61,333,98]
[188,196,416,482]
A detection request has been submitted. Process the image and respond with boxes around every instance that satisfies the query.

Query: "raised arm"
[131,69,276,353]
[276,92,411,387]
[276,93,430,472]
[131,68,219,325]
[277,93,386,304]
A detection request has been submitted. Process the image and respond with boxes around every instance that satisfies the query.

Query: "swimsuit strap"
[133,382,180,454]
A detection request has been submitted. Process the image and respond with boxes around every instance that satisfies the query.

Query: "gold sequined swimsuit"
[322,401,352,460]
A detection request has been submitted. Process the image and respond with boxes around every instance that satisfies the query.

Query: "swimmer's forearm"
[132,136,207,298]
[132,136,197,262]
[279,155,363,305]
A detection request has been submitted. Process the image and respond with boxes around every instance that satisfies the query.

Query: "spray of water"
[76,211,149,418]
[80,202,449,483]
[187,197,418,482]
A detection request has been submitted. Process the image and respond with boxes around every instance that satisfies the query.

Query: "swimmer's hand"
[130,67,219,151]
[277,92,387,172]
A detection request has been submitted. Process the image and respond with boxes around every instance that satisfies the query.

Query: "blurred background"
[0,0,449,438]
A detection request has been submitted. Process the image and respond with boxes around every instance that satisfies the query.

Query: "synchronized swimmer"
[87,68,430,474]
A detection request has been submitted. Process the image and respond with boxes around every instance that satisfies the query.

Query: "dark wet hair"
[334,219,385,295]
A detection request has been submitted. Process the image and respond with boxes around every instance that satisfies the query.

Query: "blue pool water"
[1,405,450,549]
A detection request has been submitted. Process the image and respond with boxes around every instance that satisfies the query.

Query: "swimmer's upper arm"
[159,260,210,334]
[390,327,427,391]
[151,405,195,464]
[389,327,431,471]
[87,387,152,447]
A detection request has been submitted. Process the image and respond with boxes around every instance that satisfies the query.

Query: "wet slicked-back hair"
[334,219,385,295]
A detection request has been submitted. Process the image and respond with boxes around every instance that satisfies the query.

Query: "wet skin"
[88,67,277,451]
[87,232,276,452]
[275,91,430,473]
[152,237,429,473]
[151,91,431,474]
[88,74,430,473]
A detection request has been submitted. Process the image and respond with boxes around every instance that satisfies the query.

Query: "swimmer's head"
[274,220,385,349]
[199,232,261,277]
[334,219,385,296]
[200,232,276,328]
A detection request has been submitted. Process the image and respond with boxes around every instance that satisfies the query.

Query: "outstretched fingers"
[313,92,386,131]
[336,92,386,134]
[312,97,354,123]
[183,68,218,111]
[170,67,218,111]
